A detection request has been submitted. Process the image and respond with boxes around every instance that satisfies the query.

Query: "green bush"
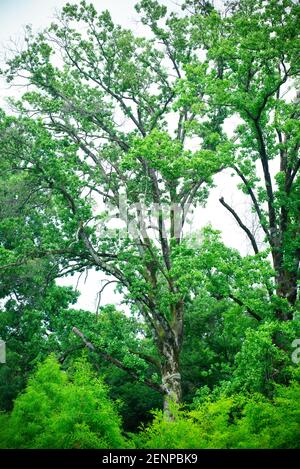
[135,381,300,449]
[2,355,299,449]
[0,355,127,449]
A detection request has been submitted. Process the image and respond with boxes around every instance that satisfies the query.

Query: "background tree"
[181,0,300,318]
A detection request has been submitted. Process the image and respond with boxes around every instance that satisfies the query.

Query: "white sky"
[0,0,254,311]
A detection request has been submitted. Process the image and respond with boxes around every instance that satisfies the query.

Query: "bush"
[0,354,127,449]
[135,381,300,449]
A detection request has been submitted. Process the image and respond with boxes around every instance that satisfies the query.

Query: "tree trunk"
[272,249,297,319]
[161,340,182,418]
[276,269,298,310]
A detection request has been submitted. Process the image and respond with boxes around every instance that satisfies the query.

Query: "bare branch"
[219,196,259,254]
[233,165,270,241]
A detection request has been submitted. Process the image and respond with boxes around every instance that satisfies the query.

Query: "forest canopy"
[0,0,299,449]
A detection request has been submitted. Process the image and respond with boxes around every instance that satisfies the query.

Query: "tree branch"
[233,165,270,241]
[228,294,262,322]
[72,327,164,394]
[253,120,277,237]
[219,196,259,254]
[287,157,300,193]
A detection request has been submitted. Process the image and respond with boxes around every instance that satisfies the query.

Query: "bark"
[161,340,182,417]
[159,302,184,417]
[276,268,298,310]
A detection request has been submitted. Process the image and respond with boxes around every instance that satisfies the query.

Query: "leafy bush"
[0,355,127,449]
[135,381,300,449]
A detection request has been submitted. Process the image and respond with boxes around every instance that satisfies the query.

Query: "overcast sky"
[0,0,253,311]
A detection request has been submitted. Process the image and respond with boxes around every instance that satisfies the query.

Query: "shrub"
[0,354,127,449]
[135,381,300,449]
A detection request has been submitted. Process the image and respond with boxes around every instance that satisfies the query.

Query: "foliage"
[0,0,299,448]
[230,320,300,396]
[0,284,78,410]
[0,355,127,449]
[135,380,300,449]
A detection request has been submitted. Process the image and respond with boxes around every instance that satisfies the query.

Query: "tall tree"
[1,1,232,410]
[1,0,298,413]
